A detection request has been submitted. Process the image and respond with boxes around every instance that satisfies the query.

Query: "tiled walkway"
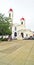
[0,40,34,65]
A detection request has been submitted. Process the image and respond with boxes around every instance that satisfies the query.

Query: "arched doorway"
[14,32,17,37]
[21,33,24,38]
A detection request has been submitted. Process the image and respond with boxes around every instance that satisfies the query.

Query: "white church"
[9,8,33,40]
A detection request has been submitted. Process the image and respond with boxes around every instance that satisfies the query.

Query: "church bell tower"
[20,17,25,29]
[9,8,13,31]
[9,8,13,23]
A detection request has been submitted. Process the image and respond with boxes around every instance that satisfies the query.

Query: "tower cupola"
[20,17,25,24]
[20,17,25,29]
[9,8,13,18]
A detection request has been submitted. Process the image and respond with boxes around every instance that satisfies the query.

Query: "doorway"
[21,33,24,38]
[14,32,17,37]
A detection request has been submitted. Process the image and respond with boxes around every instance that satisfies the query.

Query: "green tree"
[0,13,12,36]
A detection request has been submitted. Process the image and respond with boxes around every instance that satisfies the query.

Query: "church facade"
[12,19,33,40]
[9,8,33,40]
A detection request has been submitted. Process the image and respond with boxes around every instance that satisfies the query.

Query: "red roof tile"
[9,8,13,12]
[20,17,25,20]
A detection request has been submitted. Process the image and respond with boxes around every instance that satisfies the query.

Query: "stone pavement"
[0,40,34,65]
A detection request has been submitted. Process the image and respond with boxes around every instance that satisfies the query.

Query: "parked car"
[24,36,34,40]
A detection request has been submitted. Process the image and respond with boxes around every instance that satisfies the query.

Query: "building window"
[21,33,24,38]
[9,13,11,17]
[14,32,17,37]
[33,34,34,36]
[21,22,23,24]
[15,27,16,31]
[26,34,28,37]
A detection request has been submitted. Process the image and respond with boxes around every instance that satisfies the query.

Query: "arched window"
[21,22,23,24]
[9,13,11,17]
[15,27,16,31]
[26,34,28,37]
[14,32,17,37]
[21,33,24,38]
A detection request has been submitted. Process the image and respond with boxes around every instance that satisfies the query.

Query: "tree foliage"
[0,13,12,35]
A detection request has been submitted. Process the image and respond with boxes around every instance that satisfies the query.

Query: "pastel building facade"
[9,8,33,39]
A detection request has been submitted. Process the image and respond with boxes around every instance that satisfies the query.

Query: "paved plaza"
[0,40,34,65]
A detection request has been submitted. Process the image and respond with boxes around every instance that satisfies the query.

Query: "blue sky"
[0,0,34,31]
